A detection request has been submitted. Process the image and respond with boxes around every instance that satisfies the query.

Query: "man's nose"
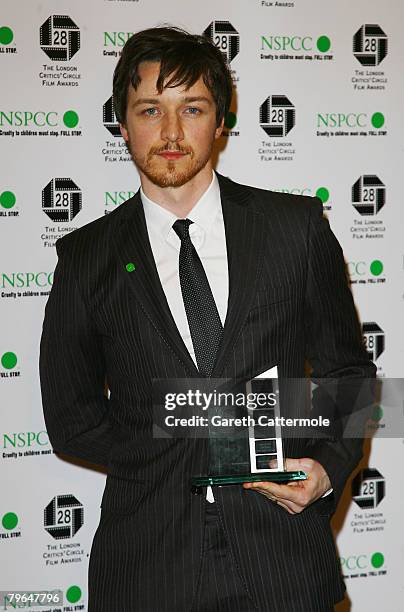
[161,111,184,143]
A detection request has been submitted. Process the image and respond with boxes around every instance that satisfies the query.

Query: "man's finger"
[284,457,303,472]
[245,480,307,499]
[253,489,304,514]
[245,480,314,506]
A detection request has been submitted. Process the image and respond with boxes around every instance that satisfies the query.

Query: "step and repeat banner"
[1,1,403,610]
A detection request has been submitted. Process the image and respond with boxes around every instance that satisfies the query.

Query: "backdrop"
[1,0,403,610]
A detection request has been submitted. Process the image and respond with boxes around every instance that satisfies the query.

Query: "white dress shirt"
[141,172,228,502]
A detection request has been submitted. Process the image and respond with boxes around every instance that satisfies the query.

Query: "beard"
[125,137,214,188]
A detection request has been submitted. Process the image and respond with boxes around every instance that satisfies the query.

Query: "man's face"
[120,61,223,188]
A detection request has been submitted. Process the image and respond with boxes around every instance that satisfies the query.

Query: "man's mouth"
[156,151,188,161]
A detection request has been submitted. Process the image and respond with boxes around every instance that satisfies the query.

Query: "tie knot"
[173,218,193,241]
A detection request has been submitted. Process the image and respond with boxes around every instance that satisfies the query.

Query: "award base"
[190,471,307,495]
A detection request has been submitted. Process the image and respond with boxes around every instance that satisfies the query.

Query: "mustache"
[149,144,193,155]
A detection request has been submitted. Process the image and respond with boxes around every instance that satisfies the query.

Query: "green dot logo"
[370,260,383,276]
[2,512,18,530]
[0,191,16,209]
[371,112,385,129]
[371,552,384,568]
[1,352,17,369]
[66,586,82,604]
[0,26,14,45]
[126,262,136,272]
[315,187,330,204]
[224,111,237,130]
[316,36,331,53]
[372,405,383,421]
[63,110,79,129]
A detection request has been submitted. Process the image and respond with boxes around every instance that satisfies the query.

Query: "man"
[40,27,375,612]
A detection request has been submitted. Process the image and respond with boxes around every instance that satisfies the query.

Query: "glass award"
[191,366,307,493]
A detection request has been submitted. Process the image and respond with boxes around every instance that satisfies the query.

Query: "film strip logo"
[353,24,387,67]
[40,15,80,61]
[352,468,385,509]
[362,322,385,362]
[42,178,82,222]
[260,95,295,138]
[203,21,239,64]
[103,96,120,137]
[352,175,385,216]
[44,494,83,539]
[246,371,284,474]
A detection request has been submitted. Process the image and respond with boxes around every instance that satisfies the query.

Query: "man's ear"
[120,123,128,142]
[215,116,224,139]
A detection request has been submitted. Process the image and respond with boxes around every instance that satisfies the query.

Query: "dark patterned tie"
[173,219,223,376]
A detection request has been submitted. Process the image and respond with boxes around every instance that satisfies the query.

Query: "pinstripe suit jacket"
[40,173,375,611]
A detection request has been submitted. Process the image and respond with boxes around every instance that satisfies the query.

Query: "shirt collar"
[141,172,221,242]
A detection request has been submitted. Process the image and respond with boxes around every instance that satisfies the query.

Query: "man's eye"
[143,108,159,116]
[185,107,201,115]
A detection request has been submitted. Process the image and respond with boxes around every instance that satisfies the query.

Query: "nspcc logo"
[340,551,386,578]
[40,15,80,61]
[353,25,387,67]
[260,96,295,137]
[347,260,385,285]
[261,35,329,52]
[42,178,82,222]
[103,96,120,136]
[352,175,385,216]
[203,21,239,63]
[104,31,134,48]
[352,468,385,509]
[362,322,384,361]
[3,431,49,450]
[0,351,20,379]
[44,495,83,539]
[1,352,17,370]
[0,26,13,45]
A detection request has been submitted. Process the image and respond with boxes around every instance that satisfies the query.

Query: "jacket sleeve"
[39,238,114,468]
[302,198,376,508]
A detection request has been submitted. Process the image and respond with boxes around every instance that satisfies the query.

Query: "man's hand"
[242,458,331,514]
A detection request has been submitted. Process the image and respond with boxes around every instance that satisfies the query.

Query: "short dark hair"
[113,26,233,127]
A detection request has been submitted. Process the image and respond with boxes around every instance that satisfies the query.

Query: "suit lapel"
[211,174,265,377]
[111,192,199,376]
